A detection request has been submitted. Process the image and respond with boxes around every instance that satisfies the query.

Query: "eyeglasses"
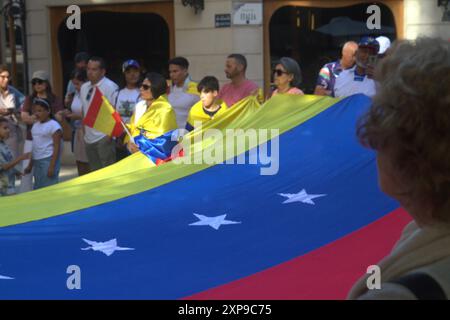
[32,79,45,85]
[273,69,288,77]
[140,84,151,91]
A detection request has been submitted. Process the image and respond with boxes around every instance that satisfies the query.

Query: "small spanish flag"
[83,88,124,137]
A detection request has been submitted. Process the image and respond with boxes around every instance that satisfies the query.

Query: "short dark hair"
[168,56,189,69]
[74,52,90,64]
[144,72,167,100]
[70,68,87,82]
[228,54,247,71]
[88,56,106,70]
[0,64,9,73]
[198,76,219,93]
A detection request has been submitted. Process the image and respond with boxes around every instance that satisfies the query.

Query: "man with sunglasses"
[80,56,119,171]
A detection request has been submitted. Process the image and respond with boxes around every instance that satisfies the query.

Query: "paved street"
[14,141,79,191]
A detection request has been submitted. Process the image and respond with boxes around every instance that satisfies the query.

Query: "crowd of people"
[1,33,449,300]
[2,35,390,196]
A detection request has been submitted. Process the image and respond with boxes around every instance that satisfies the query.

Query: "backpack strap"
[390,273,447,300]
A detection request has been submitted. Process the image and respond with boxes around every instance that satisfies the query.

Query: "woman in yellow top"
[126,72,178,153]
[185,76,228,132]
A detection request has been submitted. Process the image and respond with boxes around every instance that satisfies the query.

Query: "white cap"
[31,70,49,81]
[376,36,391,55]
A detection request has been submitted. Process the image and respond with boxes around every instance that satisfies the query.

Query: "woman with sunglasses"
[271,57,304,97]
[20,70,64,192]
[125,72,178,154]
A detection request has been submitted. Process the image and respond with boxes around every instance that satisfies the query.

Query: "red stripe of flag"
[184,208,411,300]
[82,88,103,127]
[111,111,124,137]
[155,148,184,166]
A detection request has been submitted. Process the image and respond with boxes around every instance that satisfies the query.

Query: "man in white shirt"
[80,57,119,171]
[334,37,380,98]
[167,57,200,129]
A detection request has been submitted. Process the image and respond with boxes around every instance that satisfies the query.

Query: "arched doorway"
[49,2,174,97]
[264,0,403,94]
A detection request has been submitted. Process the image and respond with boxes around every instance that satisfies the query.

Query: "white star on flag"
[278,189,327,205]
[0,267,13,280]
[189,214,241,230]
[81,238,135,256]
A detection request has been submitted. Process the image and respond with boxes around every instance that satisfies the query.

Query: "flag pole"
[120,121,135,144]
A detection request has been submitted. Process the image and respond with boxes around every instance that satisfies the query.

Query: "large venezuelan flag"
[0,94,410,299]
[83,88,124,137]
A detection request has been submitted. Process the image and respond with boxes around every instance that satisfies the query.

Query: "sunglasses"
[273,69,288,77]
[140,84,151,91]
[32,79,45,85]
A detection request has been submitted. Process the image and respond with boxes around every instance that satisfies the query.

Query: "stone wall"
[404,0,450,40]
[174,0,264,87]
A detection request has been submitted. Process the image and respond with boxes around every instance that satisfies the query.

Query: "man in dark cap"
[334,36,379,98]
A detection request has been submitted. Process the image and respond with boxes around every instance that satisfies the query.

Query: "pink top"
[218,79,259,107]
[271,87,304,97]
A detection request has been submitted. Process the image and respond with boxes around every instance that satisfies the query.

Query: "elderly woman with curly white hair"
[348,37,450,300]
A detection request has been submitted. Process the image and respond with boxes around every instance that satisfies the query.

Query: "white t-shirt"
[334,67,376,98]
[0,91,16,127]
[31,119,62,160]
[0,90,15,111]
[168,85,199,129]
[116,87,140,124]
[80,77,119,144]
